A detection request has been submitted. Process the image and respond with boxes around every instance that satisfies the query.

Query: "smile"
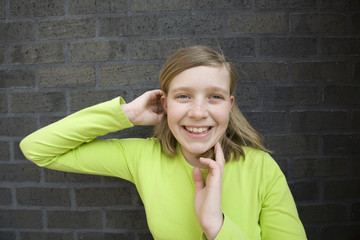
[184,126,211,133]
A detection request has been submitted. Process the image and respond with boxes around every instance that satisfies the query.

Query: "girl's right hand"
[121,89,165,126]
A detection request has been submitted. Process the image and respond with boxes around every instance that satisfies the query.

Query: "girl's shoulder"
[229,146,280,172]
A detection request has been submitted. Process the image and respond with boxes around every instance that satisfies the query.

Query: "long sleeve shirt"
[20,97,307,240]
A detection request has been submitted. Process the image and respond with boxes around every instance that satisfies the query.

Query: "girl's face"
[162,65,234,163]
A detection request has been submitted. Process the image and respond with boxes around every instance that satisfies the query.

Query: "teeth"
[185,127,209,133]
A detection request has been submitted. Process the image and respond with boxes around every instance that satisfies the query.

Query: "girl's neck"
[180,147,214,169]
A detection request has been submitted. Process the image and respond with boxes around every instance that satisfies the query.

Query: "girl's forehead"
[167,65,231,92]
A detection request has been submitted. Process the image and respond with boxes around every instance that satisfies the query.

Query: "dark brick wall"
[0,0,359,239]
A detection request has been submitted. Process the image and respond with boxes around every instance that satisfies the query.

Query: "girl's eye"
[176,95,190,99]
[210,95,223,100]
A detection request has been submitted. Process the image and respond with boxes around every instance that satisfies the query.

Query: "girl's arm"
[19,90,164,178]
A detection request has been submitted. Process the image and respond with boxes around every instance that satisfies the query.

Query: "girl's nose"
[188,102,208,119]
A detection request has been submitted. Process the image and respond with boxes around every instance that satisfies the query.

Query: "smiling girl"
[20,46,307,240]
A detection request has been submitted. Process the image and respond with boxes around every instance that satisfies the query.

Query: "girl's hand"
[193,142,225,240]
[121,90,165,126]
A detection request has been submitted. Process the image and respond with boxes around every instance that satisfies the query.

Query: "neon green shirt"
[20,97,307,240]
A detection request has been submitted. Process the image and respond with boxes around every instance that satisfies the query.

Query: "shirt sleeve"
[19,97,137,182]
[200,213,251,240]
[259,154,307,240]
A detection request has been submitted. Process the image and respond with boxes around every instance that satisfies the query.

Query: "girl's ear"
[230,96,235,109]
[161,95,167,113]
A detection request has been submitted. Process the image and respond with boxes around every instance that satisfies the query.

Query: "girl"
[20,46,307,240]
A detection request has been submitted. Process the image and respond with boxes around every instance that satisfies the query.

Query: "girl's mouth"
[184,126,211,134]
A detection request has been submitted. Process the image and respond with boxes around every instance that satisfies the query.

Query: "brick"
[70,90,128,111]
[243,111,287,133]
[260,37,317,57]
[321,225,360,240]
[69,0,126,14]
[0,188,11,205]
[195,0,252,9]
[0,22,34,42]
[75,187,132,206]
[47,210,102,229]
[289,181,318,201]
[0,232,15,240]
[235,62,287,82]
[69,41,126,62]
[100,15,157,37]
[291,111,347,131]
[263,86,318,106]
[14,140,26,160]
[39,66,95,88]
[275,159,288,177]
[9,43,64,64]
[323,134,360,154]
[106,210,148,229]
[131,0,190,11]
[0,163,40,182]
[0,117,37,136]
[290,14,346,33]
[324,86,360,105]
[45,169,101,183]
[298,204,347,224]
[293,158,349,177]
[305,227,318,240]
[353,14,360,34]
[352,203,360,221]
[130,39,191,60]
[38,18,95,40]
[100,64,158,85]
[324,180,360,200]
[0,46,4,64]
[353,159,360,176]
[195,38,255,59]
[265,135,318,155]
[322,38,360,56]
[9,0,64,17]
[19,232,73,240]
[17,187,70,206]
[0,210,42,228]
[78,232,135,240]
[162,14,223,35]
[0,0,4,18]
[321,0,360,9]
[352,111,360,130]
[0,70,35,88]
[0,141,9,160]
[104,176,134,184]
[234,85,258,107]
[0,94,6,112]
[258,0,316,9]
[292,62,348,82]
[354,62,360,82]
[105,125,154,139]
[138,233,153,240]
[11,92,66,112]
[39,116,65,127]
[228,14,286,33]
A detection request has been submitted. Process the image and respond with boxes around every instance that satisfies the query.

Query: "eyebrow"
[170,86,230,95]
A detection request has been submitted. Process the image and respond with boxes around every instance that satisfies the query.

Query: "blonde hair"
[153,46,268,161]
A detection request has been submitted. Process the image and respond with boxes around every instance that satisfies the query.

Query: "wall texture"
[0,0,359,239]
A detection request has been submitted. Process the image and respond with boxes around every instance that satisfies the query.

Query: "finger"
[199,157,222,176]
[193,167,204,192]
[214,142,225,167]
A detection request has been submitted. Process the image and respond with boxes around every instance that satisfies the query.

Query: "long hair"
[153,46,268,161]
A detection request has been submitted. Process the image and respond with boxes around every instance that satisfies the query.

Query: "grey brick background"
[0,0,359,239]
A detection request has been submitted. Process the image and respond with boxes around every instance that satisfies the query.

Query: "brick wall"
[0,0,359,239]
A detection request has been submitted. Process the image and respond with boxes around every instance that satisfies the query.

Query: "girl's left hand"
[193,142,225,240]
